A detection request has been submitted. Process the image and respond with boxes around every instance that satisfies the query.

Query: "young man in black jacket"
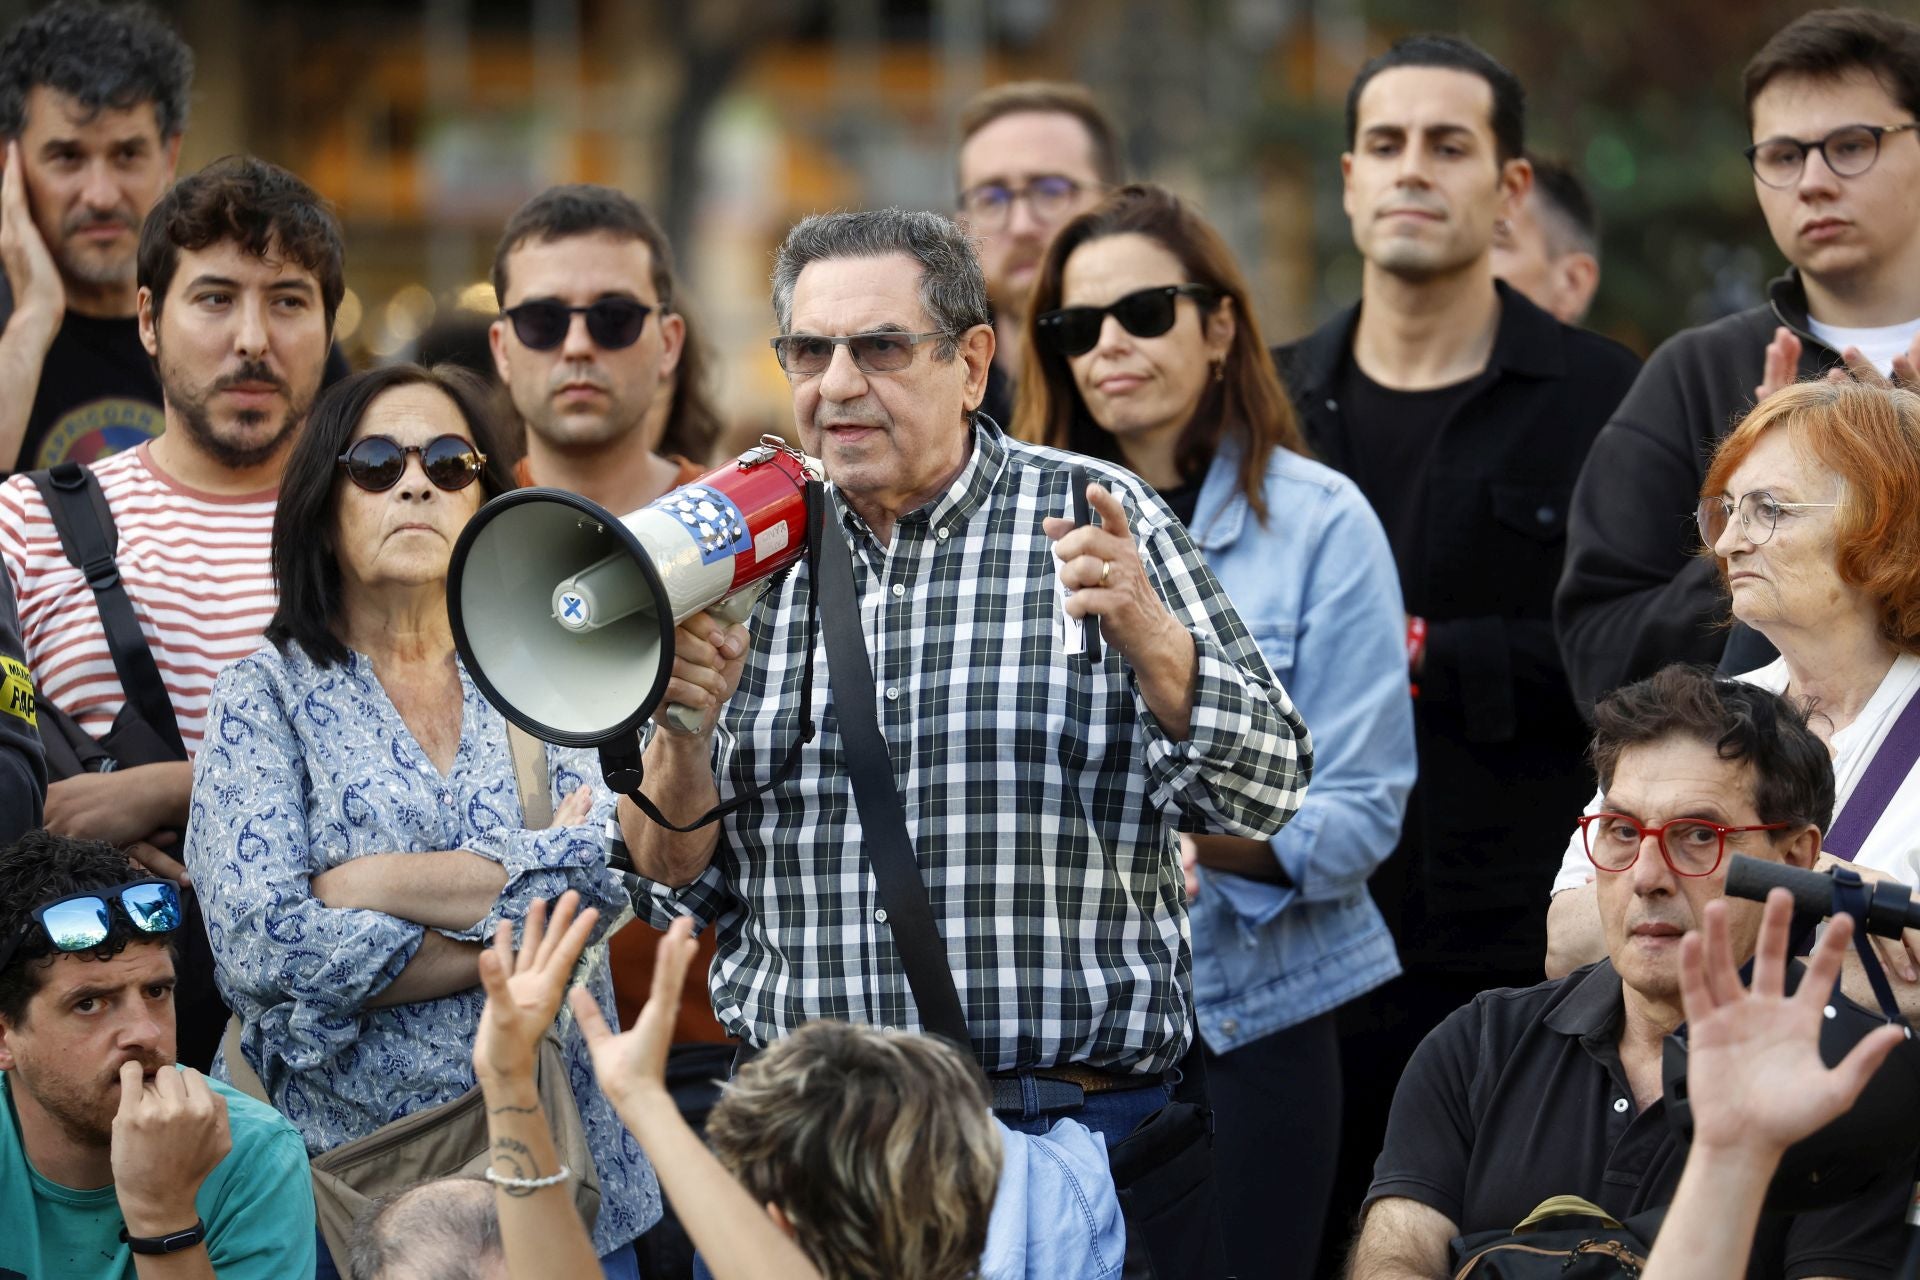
[1555,8,1920,708]
[1271,35,1640,1264]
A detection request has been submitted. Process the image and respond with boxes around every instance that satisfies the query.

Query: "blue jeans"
[316,1227,641,1278]
[993,1074,1175,1147]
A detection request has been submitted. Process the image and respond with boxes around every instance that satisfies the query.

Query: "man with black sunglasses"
[956,81,1122,429]
[1550,7,1920,980]
[1272,36,1641,1265]
[0,830,315,1280]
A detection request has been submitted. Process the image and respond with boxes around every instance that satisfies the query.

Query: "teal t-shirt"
[0,1069,316,1280]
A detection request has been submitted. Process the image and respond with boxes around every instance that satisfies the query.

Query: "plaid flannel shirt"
[632,423,1311,1075]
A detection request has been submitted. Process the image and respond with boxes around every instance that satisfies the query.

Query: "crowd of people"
[2,2,1920,1279]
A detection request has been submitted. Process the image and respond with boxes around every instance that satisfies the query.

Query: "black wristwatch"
[119,1219,207,1255]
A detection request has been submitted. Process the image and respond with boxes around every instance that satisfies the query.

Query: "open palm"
[570,915,698,1116]
[473,892,600,1084]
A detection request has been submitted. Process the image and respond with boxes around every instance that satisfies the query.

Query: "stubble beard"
[157,343,309,471]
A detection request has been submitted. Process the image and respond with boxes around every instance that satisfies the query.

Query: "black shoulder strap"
[814,504,975,1053]
[26,463,185,758]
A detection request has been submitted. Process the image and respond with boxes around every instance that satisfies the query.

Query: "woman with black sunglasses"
[181,364,662,1279]
[1015,184,1416,1279]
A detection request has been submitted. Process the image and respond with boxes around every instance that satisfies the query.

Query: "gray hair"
[771,208,991,360]
[348,1178,504,1280]
[0,1,193,139]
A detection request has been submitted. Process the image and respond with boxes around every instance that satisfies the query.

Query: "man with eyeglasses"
[0,829,315,1280]
[617,207,1308,1188]
[0,156,344,1072]
[1557,8,1920,713]
[955,81,1121,429]
[1350,664,1913,1280]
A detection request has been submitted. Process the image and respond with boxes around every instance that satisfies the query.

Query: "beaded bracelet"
[484,1163,573,1191]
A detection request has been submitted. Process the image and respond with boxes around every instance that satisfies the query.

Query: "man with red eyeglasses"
[1349,664,1911,1280]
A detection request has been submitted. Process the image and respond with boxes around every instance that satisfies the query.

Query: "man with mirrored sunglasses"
[1557,8,1920,713]
[1351,665,1915,1280]
[956,81,1122,430]
[0,829,315,1280]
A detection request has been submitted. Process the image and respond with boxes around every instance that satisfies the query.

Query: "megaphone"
[448,437,819,747]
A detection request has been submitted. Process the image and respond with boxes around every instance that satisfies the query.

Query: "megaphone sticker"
[652,484,752,565]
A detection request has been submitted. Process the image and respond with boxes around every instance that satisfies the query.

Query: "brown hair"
[1743,8,1920,129]
[1702,379,1920,655]
[137,154,345,333]
[956,80,1124,189]
[1012,183,1307,524]
[492,184,720,462]
[705,1021,1001,1280]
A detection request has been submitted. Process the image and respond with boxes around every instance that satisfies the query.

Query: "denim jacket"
[1185,440,1414,1051]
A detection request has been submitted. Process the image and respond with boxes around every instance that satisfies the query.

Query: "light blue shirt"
[183,643,661,1254]
[1185,441,1415,1049]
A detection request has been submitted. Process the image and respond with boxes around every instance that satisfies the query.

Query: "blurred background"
[18,0,1841,446]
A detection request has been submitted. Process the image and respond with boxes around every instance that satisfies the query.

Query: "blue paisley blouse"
[183,642,662,1255]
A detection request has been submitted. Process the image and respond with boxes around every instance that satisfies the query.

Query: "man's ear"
[958,322,995,413]
[1783,824,1821,870]
[160,132,183,187]
[1555,252,1600,325]
[1497,155,1535,223]
[0,1013,18,1071]
[656,310,687,383]
[137,286,158,358]
[487,317,513,388]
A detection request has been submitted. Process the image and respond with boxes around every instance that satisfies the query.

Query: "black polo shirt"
[1366,961,1909,1279]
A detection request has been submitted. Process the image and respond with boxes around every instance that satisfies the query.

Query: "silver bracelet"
[484,1163,572,1191]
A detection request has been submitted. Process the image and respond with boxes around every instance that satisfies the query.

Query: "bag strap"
[814,501,974,1054]
[1823,691,1920,860]
[508,725,554,828]
[25,463,185,759]
[1830,868,1910,1026]
[221,1014,271,1104]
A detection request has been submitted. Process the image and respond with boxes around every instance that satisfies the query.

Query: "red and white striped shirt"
[0,445,277,755]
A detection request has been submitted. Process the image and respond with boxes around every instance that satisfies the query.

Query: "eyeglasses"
[1578,813,1789,878]
[0,878,182,975]
[768,330,951,379]
[502,298,654,351]
[1035,285,1218,358]
[957,174,1097,232]
[1744,121,1920,188]
[1696,490,1838,548]
[338,435,488,493]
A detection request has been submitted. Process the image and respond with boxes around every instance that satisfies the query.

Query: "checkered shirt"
[631,423,1312,1075]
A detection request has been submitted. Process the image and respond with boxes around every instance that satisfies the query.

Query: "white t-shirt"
[1806,315,1920,377]
[1550,653,1920,894]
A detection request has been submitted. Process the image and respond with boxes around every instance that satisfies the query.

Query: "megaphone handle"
[663,581,774,734]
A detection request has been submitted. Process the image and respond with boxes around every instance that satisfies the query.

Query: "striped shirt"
[0,444,277,754]
[632,423,1314,1077]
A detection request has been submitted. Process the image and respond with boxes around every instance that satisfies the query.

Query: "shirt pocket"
[1245,622,1297,686]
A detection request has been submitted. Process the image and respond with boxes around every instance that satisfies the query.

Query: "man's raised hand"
[570,915,697,1116]
[473,891,600,1086]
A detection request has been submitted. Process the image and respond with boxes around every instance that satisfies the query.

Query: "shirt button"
[1612,1097,1629,1114]
[874,908,889,923]
[1324,398,1338,412]
[885,687,899,701]
[440,791,453,806]
[891,582,905,598]
[882,1025,898,1034]
[1824,1004,1838,1019]
[1219,1018,1239,1037]
[936,527,950,540]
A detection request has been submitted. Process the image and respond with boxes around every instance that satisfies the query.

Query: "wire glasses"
[1578,813,1789,877]
[1696,490,1838,547]
[502,298,654,351]
[769,330,951,378]
[338,435,488,493]
[1035,285,1218,358]
[0,878,182,974]
[1745,121,1920,188]
[957,174,1097,232]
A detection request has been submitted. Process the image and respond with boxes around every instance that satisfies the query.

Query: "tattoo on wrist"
[488,1100,540,1114]
[490,1137,542,1198]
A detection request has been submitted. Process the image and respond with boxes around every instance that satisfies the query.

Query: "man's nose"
[1629,832,1678,893]
[560,311,596,360]
[79,158,119,211]
[817,342,867,401]
[234,295,269,356]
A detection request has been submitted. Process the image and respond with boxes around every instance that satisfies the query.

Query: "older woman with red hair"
[1546,379,1920,1017]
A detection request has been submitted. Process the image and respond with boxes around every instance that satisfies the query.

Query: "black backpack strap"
[814,503,975,1054]
[26,463,185,759]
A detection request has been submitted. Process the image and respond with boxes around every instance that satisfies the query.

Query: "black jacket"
[0,568,44,844]
[1273,283,1640,972]
[1554,272,1840,707]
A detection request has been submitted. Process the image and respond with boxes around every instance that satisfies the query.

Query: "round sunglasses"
[337,434,488,493]
[1036,284,1217,358]
[502,297,653,351]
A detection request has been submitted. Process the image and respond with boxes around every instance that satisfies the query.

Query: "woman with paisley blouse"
[183,364,660,1278]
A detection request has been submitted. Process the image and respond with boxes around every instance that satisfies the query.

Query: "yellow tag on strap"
[0,656,34,728]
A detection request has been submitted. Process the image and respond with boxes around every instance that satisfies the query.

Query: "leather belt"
[986,1063,1168,1116]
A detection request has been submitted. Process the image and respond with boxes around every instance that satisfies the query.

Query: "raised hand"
[473,892,600,1085]
[1679,888,1906,1157]
[0,140,64,342]
[1753,327,1801,403]
[570,915,697,1116]
[110,1062,232,1236]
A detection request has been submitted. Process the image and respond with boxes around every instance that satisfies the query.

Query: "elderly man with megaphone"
[450,207,1311,1279]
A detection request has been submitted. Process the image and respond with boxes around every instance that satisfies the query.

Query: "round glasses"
[502,298,653,351]
[1744,121,1920,188]
[1696,490,1838,548]
[957,174,1096,232]
[1578,813,1789,877]
[338,434,487,493]
[1035,284,1218,358]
